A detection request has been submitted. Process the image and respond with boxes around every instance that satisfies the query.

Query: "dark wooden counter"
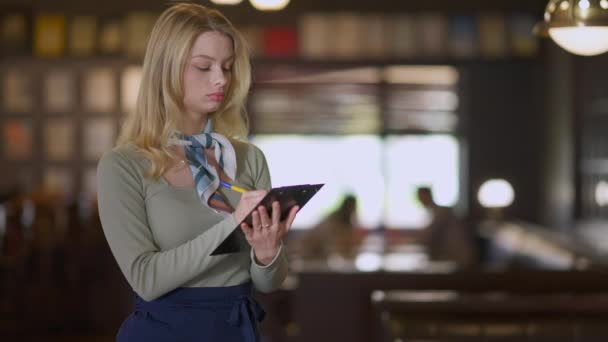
[289,270,608,342]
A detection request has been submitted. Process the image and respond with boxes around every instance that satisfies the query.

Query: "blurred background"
[2,0,608,341]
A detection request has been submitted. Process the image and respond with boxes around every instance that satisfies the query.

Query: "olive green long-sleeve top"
[96,141,287,301]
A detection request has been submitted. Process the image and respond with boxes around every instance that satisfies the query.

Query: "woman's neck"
[181,113,209,135]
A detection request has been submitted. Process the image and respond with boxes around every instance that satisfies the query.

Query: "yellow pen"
[220,180,247,193]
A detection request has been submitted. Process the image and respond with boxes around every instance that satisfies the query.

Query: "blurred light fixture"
[477,179,515,208]
[249,0,290,11]
[210,0,243,4]
[383,65,460,85]
[382,252,428,272]
[354,252,382,272]
[595,180,608,206]
[535,0,608,56]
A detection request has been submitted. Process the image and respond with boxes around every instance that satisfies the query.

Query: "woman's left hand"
[240,201,299,265]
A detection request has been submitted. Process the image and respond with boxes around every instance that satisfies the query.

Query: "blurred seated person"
[417,187,476,268]
[296,195,360,260]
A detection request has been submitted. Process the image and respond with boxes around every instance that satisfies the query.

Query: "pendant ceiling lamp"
[249,0,290,11]
[210,0,243,5]
[536,0,608,56]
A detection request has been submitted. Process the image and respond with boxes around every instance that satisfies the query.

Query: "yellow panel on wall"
[34,14,66,57]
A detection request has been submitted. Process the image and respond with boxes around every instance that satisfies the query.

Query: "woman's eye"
[223,66,233,72]
[196,66,211,71]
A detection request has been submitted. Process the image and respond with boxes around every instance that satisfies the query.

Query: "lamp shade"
[477,179,515,208]
[549,26,608,55]
[249,0,290,11]
[541,0,608,56]
[210,0,243,4]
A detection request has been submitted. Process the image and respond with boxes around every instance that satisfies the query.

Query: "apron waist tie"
[227,295,266,341]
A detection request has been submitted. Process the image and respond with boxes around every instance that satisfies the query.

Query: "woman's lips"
[208,93,224,101]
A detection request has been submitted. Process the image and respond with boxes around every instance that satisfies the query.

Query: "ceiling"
[0,0,547,15]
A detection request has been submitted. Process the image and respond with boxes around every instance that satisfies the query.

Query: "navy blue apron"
[117,282,265,342]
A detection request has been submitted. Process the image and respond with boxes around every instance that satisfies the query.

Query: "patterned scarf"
[170,120,237,212]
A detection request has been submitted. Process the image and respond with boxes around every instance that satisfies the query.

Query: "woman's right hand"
[233,190,268,223]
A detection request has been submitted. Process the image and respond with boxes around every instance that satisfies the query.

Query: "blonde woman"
[96,3,298,341]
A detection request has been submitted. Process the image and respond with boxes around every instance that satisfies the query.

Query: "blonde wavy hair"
[117,3,251,178]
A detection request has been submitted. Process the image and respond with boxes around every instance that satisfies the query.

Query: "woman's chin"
[203,103,222,113]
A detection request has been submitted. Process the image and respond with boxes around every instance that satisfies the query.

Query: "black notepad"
[210,183,324,256]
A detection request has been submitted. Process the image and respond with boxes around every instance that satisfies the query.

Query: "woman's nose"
[213,69,228,87]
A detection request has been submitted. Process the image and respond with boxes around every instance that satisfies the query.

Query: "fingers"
[240,222,253,241]
[245,204,300,253]
[257,205,274,230]
[271,201,280,224]
[248,201,300,241]
[251,210,262,233]
[283,205,299,233]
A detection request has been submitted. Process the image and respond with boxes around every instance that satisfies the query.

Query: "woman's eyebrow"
[191,54,234,62]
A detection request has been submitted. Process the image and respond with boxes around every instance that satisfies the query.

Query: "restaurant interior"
[1,0,608,341]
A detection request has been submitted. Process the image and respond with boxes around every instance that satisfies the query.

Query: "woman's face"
[182,30,234,118]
